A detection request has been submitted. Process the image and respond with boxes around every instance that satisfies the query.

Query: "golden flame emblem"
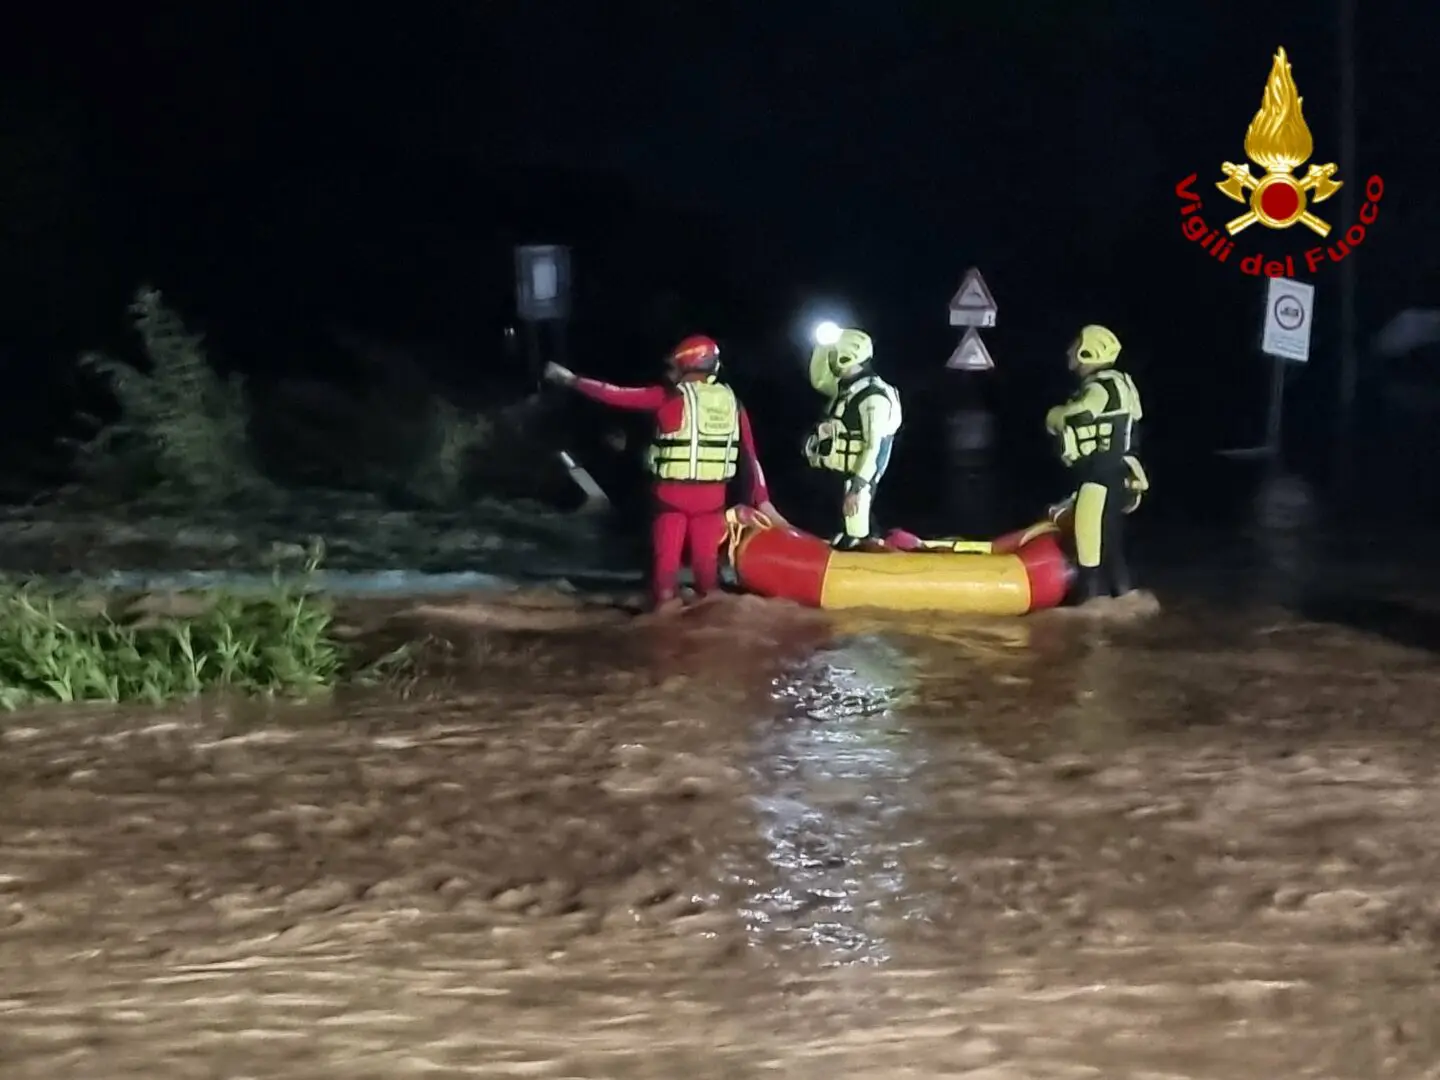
[1216,48,1342,237]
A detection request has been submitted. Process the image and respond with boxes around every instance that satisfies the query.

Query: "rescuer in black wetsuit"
[1044,324,1150,602]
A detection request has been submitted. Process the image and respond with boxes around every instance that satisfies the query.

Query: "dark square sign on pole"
[509,243,606,512]
[512,243,572,388]
[514,244,571,322]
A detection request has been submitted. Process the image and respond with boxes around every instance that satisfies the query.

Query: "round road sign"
[1274,295,1305,331]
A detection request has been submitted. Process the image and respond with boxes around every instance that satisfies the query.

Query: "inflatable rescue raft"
[724,509,1074,615]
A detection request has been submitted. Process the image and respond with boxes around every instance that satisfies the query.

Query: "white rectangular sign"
[1261,276,1315,362]
[514,244,571,321]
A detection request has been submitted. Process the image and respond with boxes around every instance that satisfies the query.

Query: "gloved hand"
[543,361,577,386]
[1122,454,1150,513]
[805,419,839,468]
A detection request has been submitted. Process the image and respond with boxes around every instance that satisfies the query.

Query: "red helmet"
[667,334,720,376]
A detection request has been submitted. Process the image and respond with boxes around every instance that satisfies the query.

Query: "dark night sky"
[5,1,1440,501]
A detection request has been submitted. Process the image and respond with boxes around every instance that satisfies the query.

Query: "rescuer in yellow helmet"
[804,326,903,549]
[1044,324,1149,602]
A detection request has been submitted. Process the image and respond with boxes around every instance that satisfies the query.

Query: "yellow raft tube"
[723,509,1075,614]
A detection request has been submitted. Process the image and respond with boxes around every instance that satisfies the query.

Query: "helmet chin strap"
[669,365,715,383]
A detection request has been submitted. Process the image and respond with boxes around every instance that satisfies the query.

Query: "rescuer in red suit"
[544,335,787,610]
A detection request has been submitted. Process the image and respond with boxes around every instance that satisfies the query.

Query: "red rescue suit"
[571,377,771,606]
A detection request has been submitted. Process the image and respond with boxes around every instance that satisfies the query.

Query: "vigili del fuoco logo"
[1174,47,1383,276]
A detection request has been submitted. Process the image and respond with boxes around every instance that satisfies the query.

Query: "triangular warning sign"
[946,327,994,371]
[948,267,997,327]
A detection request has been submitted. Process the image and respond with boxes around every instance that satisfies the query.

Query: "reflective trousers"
[838,435,895,539]
[650,481,728,607]
[1071,461,1132,599]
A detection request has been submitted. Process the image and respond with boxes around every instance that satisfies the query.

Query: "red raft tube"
[723,509,1073,615]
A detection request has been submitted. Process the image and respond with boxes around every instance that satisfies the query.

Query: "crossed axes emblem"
[1216,161,1343,237]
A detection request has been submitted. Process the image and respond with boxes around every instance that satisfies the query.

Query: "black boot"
[1072,566,1103,604]
[830,533,866,551]
[1105,558,1133,597]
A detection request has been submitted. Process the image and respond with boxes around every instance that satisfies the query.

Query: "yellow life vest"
[646,381,740,482]
[1051,369,1143,466]
[806,374,901,474]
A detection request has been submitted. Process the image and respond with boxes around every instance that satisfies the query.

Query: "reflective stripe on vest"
[646,381,740,482]
[811,375,900,474]
[1064,370,1142,461]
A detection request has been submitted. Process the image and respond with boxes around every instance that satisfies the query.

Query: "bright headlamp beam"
[813,320,842,346]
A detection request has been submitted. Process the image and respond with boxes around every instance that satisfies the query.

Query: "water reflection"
[1063,634,1134,751]
[740,635,928,965]
[1247,472,1317,605]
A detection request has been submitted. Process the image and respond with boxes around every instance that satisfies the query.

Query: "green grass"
[0,558,402,710]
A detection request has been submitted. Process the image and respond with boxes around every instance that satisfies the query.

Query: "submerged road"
[2,557,1440,1077]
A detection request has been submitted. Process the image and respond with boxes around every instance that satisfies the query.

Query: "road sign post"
[512,244,608,514]
[946,268,997,371]
[1260,276,1316,466]
[514,244,573,385]
[1215,277,1316,464]
[944,269,998,486]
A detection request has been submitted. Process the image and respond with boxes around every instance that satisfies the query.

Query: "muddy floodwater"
[4,584,1440,1079]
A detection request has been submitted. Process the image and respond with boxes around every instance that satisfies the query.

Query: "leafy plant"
[72,286,266,504]
[65,288,530,511]
[407,397,495,506]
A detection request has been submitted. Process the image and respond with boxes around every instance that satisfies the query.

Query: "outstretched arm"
[544,362,669,412]
[571,377,670,412]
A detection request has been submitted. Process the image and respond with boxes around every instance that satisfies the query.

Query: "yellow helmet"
[808,328,874,395]
[1071,324,1121,368]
